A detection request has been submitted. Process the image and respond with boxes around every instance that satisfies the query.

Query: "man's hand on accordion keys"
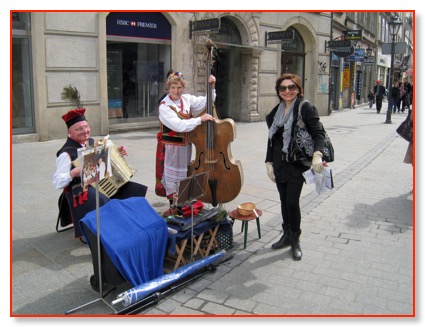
[117,146,128,157]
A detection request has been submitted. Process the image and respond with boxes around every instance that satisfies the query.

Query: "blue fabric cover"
[80,197,168,286]
[116,250,226,307]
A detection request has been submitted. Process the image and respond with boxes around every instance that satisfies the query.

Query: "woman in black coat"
[265,73,325,261]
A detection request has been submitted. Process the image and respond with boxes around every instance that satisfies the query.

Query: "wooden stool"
[168,223,221,270]
[229,209,262,249]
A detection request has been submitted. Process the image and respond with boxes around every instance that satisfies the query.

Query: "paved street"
[11,103,414,317]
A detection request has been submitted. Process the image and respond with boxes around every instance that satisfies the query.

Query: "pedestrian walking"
[398,82,407,113]
[373,80,386,114]
[367,88,374,109]
[403,77,412,112]
[389,82,400,113]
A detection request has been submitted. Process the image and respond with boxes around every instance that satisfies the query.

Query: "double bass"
[188,40,243,207]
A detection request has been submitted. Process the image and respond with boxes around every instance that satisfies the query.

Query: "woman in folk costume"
[157,72,216,215]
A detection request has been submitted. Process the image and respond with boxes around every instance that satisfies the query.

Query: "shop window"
[107,42,170,120]
[12,13,35,134]
[106,12,171,122]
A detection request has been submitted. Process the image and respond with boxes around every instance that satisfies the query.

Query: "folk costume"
[53,108,148,239]
[156,91,216,199]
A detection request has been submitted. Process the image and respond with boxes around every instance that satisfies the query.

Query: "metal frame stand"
[65,147,118,315]
[175,172,209,263]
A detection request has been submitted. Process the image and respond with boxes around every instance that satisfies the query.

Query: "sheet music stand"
[65,141,117,314]
[175,172,209,263]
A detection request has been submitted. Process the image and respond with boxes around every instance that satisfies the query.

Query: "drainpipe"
[328,12,333,115]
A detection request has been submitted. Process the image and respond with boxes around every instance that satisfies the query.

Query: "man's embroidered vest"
[56,137,94,193]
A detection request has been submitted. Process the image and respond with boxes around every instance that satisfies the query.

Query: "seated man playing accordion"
[52,108,148,239]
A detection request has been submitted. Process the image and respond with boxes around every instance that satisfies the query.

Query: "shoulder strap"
[297,99,310,118]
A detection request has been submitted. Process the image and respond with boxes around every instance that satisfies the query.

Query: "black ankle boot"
[290,231,302,261]
[271,229,290,249]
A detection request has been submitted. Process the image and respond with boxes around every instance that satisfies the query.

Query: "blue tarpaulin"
[113,250,226,307]
[80,197,168,286]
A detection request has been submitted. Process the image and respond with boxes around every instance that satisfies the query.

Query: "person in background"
[52,108,148,240]
[389,82,400,114]
[122,72,133,118]
[403,105,413,195]
[403,77,412,112]
[398,82,407,114]
[157,72,216,215]
[367,88,374,109]
[265,73,326,261]
[403,106,413,166]
[373,80,386,114]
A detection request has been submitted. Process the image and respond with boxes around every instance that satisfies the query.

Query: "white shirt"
[52,142,86,190]
[52,152,73,190]
[158,91,216,133]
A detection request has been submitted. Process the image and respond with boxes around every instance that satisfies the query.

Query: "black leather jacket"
[265,97,325,165]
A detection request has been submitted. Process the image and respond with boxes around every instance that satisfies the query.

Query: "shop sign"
[344,30,362,41]
[345,48,365,62]
[326,40,354,57]
[364,58,375,66]
[381,42,407,55]
[327,40,351,49]
[343,66,351,88]
[265,30,294,46]
[189,18,220,38]
[106,12,171,40]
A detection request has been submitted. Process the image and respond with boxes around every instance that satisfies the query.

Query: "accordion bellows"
[97,144,136,197]
[73,137,136,198]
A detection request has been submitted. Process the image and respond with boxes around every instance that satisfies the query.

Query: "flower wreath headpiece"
[167,71,184,81]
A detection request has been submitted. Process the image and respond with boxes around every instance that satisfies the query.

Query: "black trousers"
[276,181,304,233]
[375,96,384,112]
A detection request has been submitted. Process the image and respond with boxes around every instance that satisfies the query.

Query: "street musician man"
[52,108,148,240]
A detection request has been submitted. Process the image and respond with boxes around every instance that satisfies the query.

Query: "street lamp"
[385,15,403,124]
[366,46,373,57]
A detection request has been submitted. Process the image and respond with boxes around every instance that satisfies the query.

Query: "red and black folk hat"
[62,108,87,128]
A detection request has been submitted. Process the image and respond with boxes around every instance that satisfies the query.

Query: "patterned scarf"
[268,99,296,160]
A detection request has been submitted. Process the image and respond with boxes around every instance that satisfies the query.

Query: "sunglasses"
[278,84,297,92]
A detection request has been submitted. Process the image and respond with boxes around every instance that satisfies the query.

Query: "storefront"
[106,12,172,125]
[12,12,35,135]
[12,11,331,142]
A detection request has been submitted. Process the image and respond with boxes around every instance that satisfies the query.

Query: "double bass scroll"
[188,40,243,207]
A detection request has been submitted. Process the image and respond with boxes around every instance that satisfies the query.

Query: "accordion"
[73,136,136,198]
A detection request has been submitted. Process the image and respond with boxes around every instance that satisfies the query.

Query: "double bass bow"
[188,40,243,207]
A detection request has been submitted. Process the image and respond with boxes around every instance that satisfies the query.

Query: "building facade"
[12,11,334,142]
[12,11,413,143]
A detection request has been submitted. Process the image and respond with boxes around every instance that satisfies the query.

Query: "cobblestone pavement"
[11,103,415,319]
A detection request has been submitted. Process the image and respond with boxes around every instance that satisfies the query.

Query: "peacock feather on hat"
[61,84,84,109]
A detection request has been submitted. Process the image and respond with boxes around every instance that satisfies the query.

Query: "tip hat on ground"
[62,108,87,128]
